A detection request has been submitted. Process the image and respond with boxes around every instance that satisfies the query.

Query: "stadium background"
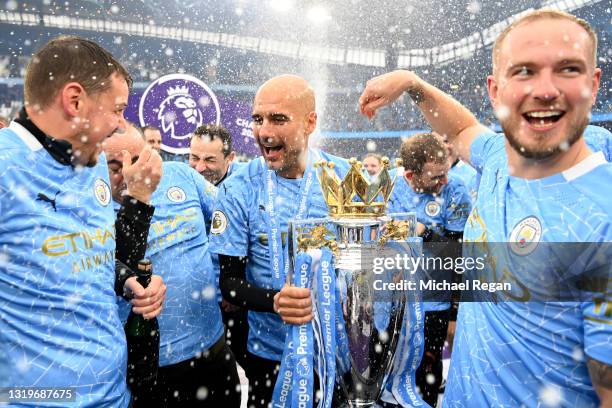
[0,0,610,161]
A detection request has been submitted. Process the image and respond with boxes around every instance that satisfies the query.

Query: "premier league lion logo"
[158,85,204,139]
[139,74,221,154]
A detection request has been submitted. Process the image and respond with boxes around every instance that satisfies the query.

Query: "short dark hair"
[192,124,233,157]
[141,125,160,133]
[400,132,447,175]
[25,35,132,108]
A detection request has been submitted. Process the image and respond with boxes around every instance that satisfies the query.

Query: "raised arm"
[359,70,489,165]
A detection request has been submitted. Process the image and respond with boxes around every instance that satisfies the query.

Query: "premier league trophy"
[276,157,419,408]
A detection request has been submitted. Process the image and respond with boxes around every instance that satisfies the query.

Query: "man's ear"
[305,111,317,136]
[589,67,601,106]
[227,151,236,163]
[486,75,499,110]
[60,82,86,118]
[404,169,414,181]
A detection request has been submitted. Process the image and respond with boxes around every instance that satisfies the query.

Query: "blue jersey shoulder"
[584,125,612,162]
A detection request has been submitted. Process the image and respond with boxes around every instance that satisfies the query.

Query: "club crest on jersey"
[167,186,186,202]
[138,73,221,155]
[94,178,111,206]
[509,216,542,255]
[211,210,228,235]
[425,200,441,217]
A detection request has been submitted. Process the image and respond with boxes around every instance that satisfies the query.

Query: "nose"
[255,119,275,139]
[195,161,207,173]
[116,115,127,134]
[531,70,561,102]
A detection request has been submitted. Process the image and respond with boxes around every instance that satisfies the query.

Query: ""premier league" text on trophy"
[278,157,419,408]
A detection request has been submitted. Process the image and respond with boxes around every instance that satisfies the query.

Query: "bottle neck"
[136,271,152,288]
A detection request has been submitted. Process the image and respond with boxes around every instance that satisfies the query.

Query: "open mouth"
[523,110,564,129]
[262,145,283,154]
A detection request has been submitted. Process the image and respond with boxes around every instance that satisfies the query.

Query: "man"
[210,74,348,407]
[189,124,242,185]
[359,10,611,407]
[362,152,383,178]
[0,114,8,129]
[105,123,241,407]
[189,123,249,366]
[0,36,165,407]
[387,132,471,407]
[142,125,162,153]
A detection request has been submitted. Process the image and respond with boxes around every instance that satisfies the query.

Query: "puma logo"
[37,190,60,211]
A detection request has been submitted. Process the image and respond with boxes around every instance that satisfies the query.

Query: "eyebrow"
[251,112,290,120]
[108,156,138,165]
[506,57,586,73]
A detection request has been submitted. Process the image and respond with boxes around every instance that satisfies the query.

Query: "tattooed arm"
[358,70,488,165]
[587,357,612,407]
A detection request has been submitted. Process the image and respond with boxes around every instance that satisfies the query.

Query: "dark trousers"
[243,350,346,408]
[416,309,450,407]
[222,306,249,367]
[243,351,280,408]
[156,337,241,407]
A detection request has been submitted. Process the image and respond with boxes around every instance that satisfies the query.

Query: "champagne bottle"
[125,259,160,405]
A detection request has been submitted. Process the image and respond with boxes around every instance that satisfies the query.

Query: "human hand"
[124,274,167,320]
[122,145,162,204]
[273,284,313,325]
[416,222,427,236]
[359,70,419,119]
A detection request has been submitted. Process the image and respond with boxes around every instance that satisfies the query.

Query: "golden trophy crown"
[314,156,397,218]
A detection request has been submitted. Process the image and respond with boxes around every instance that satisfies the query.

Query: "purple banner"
[125,73,260,157]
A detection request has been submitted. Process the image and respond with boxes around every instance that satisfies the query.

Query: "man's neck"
[506,138,592,179]
[276,151,308,179]
[215,169,229,186]
[26,105,76,145]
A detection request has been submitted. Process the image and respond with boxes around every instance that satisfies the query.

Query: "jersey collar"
[13,108,74,167]
[562,151,606,182]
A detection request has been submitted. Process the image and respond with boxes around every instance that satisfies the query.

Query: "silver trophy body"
[289,213,416,408]
[333,217,410,407]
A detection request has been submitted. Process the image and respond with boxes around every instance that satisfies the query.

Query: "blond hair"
[492,9,597,75]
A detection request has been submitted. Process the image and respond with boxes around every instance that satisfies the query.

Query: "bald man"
[105,123,241,407]
[209,75,349,407]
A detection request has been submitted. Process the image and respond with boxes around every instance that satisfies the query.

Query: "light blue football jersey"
[585,124,612,162]
[389,171,472,312]
[117,161,222,367]
[448,160,479,203]
[209,149,349,361]
[388,171,471,235]
[0,122,130,407]
[210,159,247,301]
[444,131,612,408]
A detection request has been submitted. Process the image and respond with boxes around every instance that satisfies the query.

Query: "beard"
[502,114,589,160]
